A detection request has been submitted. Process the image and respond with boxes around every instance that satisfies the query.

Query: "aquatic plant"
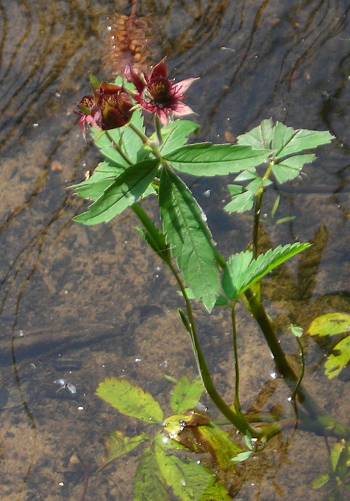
[70,58,350,497]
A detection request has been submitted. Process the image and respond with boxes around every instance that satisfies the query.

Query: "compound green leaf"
[237,118,274,150]
[154,120,200,156]
[224,189,254,214]
[96,378,164,423]
[170,377,204,414]
[159,168,221,311]
[71,161,125,201]
[325,337,350,379]
[164,143,269,176]
[103,431,148,466]
[272,154,316,184]
[223,243,311,301]
[74,159,159,225]
[307,313,350,337]
[91,127,130,167]
[275,126,334,159]
[134,448,169,501]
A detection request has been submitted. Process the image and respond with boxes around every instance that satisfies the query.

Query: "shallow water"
[0,0,350,499]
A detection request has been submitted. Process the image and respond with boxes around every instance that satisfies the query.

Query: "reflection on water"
[0,0,350,499]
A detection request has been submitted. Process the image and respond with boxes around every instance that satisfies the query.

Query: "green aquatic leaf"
[155,445,215,501]
[159,168,221,311]
[154,120,200,156]
[272,154,316,184]
[91,127,130,167]
[274,126,334,159]
[164,143,269,176]
[108,110,149,163]
[237,118,274,150]
[71,161,125,201]
[307,313,350,337]
[290,324,303,338]
[224,189,254,214]
[74,159,159,225]
[196,424,241,470]
[312,473,330,490]
[223,243,311,301]
[325,337,350,379]
[96,378,164,423]
[170,377,204,414]
[231,451,254,463]
[331,441,346,471]
[200,483,232,501]
[103,431,148,466]
[134,447,169,501]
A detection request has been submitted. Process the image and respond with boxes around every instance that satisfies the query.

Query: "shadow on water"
[0,0,350,499]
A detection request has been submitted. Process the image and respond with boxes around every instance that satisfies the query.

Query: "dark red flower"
[78,83,134,131]
[125,58,198,125]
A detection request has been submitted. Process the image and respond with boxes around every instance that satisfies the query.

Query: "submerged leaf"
[96,378,164,423]
[103,431,148,466]
[307,313,350,337]
[312,473,330,490]
[159,168,221,311]
[155,445,214,501]
[196,424,241,470]
[170,377,204,414]
[223,243,311,301]
[74,159,159,225]
[164,143,269,176]
[134,448,169,501]
[325,337,350,379]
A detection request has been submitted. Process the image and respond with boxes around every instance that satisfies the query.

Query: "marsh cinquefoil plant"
[71,59,350,496]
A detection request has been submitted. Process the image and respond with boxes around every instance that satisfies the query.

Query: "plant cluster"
[71,59,350,499]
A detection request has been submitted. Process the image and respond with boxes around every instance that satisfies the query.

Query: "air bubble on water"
[82,162,87,167]
[107,25,112,31]
[270,372,277,379]
[155,274,159,278]
[58,482,64,487]
[135,357,142,363]
[203,189,211,198]
[33,123,39,127]
[156,266,161,272]
[196,460,201,464]
[66,383,77,394]
[162,436,170,444]
[287,396,292,402]
[54,379,66,386]
[55,92,61,98]
[19,330,24,337]
[77,406,84,411]
[251,483,255,487]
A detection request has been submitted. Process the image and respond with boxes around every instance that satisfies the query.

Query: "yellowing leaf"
[325,337,350,379]
[307,313,350,337]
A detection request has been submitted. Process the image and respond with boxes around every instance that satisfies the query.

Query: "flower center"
[145,78,173,108]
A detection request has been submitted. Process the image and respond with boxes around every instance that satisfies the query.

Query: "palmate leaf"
[103,431,148,466]
[134,448,169,501]
[164,143,269,176]
[170,377,204,414]
[96,378,164,423]
[159,168,221,311]
[238,119,334,185]
[272,154,316,184]
[74,159,159,225]
[149,120,200,156]
[223,243,311,302]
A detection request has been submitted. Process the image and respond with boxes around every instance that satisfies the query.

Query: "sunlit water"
[0,0,349,499]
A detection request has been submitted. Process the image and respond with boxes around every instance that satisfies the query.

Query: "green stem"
[128,122,162,161]
[105,131,132,166]
[244,288,324,421]
[231,304,241,412]
[154,115,163,146]
[252,161,274,258]
[167,260,258,437]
